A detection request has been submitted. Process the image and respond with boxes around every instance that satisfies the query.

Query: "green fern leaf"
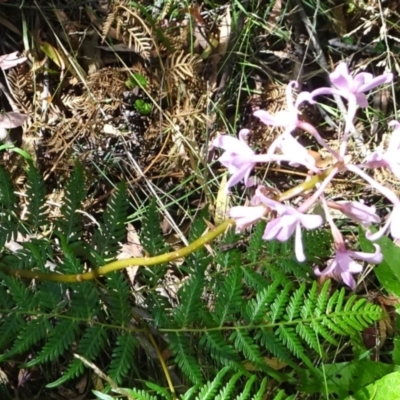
[140,198,168,257]
[275,325,314,370]
[105,272,132,326]
[174,263,206,327]
[195,366,230,400]
[71,281,101,319]
[268,282,292,323]
[255,329,297,368]
[168,332,203,384]
[0,165,17,210]
[0,316,49,361]
[47,326,108,388]
[242,267,270,291]
[108,333,137,385]
[295,323,324,357]
[199,331,242,368]
[286,284,306,321]
[234,374,256,400]
[246,221,267,263]
[36,281,65,312]
[214,371,243,400]
[144,381,172,399]
[230,330,264,366]
[245,280,281,324]
[0,313,25,350]
[5,276,36,310]
[214,259,243,325]
[93,182,128,258]
[25,162,48,229]
[25,319,80,367]
[116,387,158,400]
[56,162,86,243]
[250,377,267,400]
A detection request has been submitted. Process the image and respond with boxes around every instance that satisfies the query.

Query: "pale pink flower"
[253,187,323,262]
[212,129,257,189]
[366,205,400,241]
[0,51,27,70]
[267,132,318,172]
[311,63,393,136]
[314,244,382,289]
[228,205,268,231]
[329,63,393,107]
[0,111,27,141]
[329,201,380,227]
[254,81,314,133]
[362,121,400,180]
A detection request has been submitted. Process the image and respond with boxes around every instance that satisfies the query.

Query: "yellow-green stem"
[0,164,336,283]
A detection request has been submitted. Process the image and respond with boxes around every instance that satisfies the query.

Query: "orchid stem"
[1,166,337,283]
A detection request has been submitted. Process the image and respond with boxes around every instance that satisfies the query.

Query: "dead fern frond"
[7,68,33,113]
[166,51,200,82]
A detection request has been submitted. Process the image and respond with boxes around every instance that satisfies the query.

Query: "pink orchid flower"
[314,244,382,289]
[266,131,319,172]
[253,186,323,262]
[366,205,400,241]
[328,200,380,227]
[254,81,314,133]
[212,129,257,189]
[311,63,393,135]
[0,51,27,70]
[361,121,400,180]
[329,63,393,108]
[228,205,269,231]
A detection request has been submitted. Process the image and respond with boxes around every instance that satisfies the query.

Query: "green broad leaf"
[134,99,152,115]
[359,227,400,296]
[344,370,400,400]
[299,360,396,398]
[125,73,147,89]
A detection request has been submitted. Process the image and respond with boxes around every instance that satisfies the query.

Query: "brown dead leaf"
[117,223,143,285]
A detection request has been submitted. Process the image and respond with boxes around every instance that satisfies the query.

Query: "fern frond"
[93,182,128,258]
[255,329,297,368]
[140,199,168,257]
[214,258,243,325]
[286,284,306,321]
[0,313,25,350]
[108,333,137,385]
[199,331,242,368]
[0,165,17,210]
[0,317,49,361]
[25,162,48,229]
[174,257,207,327]
[5,276,36,310]
[105,272,132,326]
[235,375,256,400]
[214,371,243,400]
[36,281,65,312]
[244,281,281,324]
[268,282,292,323]
[168,332,203,384]
[116,387,158,400]
[47,325,108,388]
[275,326,314,370]
[70,282,101,319]
[25,319,80,367]
[251,377,267,400]
[195,366,230,400]
[56,162,86,243]
[230,330,264,367]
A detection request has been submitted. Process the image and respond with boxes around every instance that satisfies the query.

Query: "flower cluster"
[212,62,396,289]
